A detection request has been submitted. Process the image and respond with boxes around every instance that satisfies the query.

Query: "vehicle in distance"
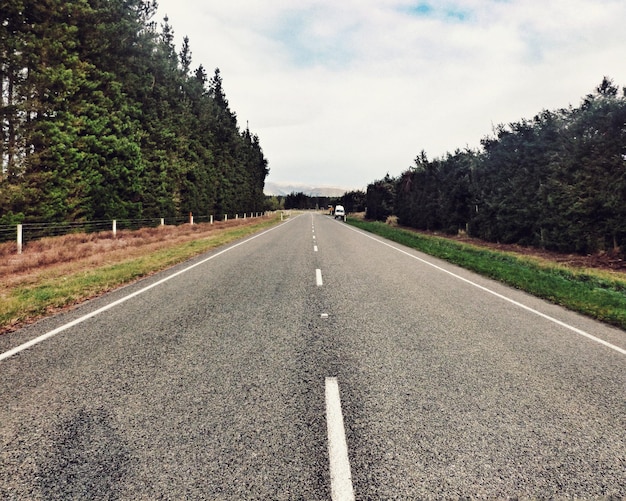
[334,205,345,220]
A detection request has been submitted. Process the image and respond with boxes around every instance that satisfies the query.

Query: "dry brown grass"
[0,218,267,295]
[0,215,283,335]
[1,213,289,335]
[385,215,399,227]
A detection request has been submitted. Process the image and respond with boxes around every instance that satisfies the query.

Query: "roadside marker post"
[17,224,22,254]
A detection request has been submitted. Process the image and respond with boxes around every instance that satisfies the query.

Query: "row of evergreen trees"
[366,78,626,256]
[281,190,366,213]
[0,0,268,225]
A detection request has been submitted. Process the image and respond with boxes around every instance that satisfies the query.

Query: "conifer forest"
[1,0,269,224]
[365,77,626,256]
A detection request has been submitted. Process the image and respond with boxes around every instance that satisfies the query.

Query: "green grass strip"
[1,217,281,331]
[348,219,626,330]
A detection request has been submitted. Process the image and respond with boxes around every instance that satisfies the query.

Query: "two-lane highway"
[1,213,624,499]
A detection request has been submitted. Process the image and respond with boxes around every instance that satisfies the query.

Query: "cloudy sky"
[155,0,626,191]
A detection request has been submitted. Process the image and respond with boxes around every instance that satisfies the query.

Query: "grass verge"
[348,218,626,331]
[1,216,282,334]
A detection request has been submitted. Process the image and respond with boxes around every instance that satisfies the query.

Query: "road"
[1,213,624,499]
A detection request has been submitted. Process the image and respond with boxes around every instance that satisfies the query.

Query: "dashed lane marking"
[316,269,323,286]
[325,377,355,501]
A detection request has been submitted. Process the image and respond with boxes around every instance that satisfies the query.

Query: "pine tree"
[0,1,270,225]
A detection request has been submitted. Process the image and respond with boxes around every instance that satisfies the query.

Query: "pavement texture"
[0,213,624,499]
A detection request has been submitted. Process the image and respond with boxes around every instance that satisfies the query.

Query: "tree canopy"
[366,77,626,256]
[0,0,269,224]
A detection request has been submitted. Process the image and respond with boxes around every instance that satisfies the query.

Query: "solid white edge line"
[316,269,323,286]
[0,217,297,363]
[325,377,355,501]
[344,224,626,356]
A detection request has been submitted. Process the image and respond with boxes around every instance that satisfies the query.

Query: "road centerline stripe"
[316,269,323,286]
[325,377,355,501]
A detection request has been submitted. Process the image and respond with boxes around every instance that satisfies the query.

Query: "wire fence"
[0,212,266,251]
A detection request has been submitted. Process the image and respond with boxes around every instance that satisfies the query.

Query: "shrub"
[386,215,398,227]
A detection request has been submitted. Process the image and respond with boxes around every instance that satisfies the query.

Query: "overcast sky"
[155,0,626,191]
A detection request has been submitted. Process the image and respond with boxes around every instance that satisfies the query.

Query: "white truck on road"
[334,205,345,220]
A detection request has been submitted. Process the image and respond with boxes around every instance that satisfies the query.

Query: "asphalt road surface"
[1,213,625,499]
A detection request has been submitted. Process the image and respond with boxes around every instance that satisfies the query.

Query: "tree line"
[282,190,366,213]
[0,0,268,225]
[366,77,626,256]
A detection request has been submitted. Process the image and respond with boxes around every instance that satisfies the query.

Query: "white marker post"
[17,224,23,254]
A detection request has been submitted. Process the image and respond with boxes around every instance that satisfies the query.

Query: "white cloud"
[156,0,626,190]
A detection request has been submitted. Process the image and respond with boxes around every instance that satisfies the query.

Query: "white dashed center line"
[316,269,323,286]
[325,377,355,501]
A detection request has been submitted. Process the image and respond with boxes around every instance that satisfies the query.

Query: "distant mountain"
[264,182,350,197]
